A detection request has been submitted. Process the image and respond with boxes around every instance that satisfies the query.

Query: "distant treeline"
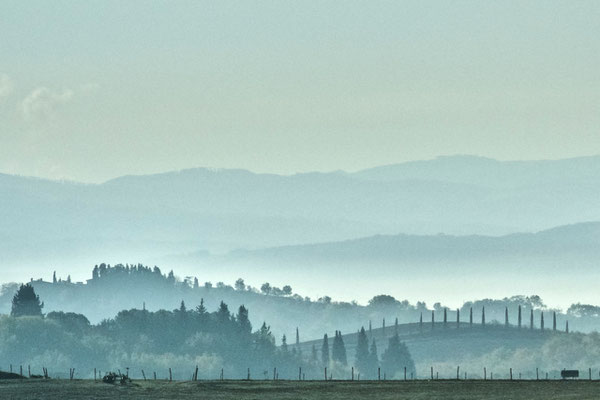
[2,263,600,342]
[0,283,414,380]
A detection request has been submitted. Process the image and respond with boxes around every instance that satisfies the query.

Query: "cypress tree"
[11,284,43,317]
[321,334,330,366]
[419,312,423,330]
[382,318,386,333]
[355,327,370,375]
[456,308,460,327]
[566,321,569,333]
[481,307,485,326]
[540,312,544,330]
[553,312,556,331]
[443,308,447,325]
[296,327,300,345]
[394,317,398,334]
[431,310,434,328]
[368,339,379,375]
[530,309,534,329]
[505,307,509,327]
[369,320,372,336]
[281,334,288,353]
[332,331,347,365]
[469,307,473,326]
[518,305,522,328]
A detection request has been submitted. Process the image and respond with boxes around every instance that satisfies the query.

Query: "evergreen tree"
[196,298,207,316]
[295,327,300,346]
[216,301,231,326]
[193,277,199,289]
[367,338,379,376]
[518,305,522,328]
[505,307,509,327]
[540,312,544,330]
[236,305,252,337]
[281,334,288,353]
[53,271,58,283]
[443,308,447,325]
[530,309,534,329]
[553,311,557,331]
[469,307,473,326]
[11,284,43,317]
[321,334,330,366]
[355,327,370,374]
[394,317,398,333]
[381,333,415,379]
[456,308,460,326]
[332,331,347,365]
[481,307,485,325]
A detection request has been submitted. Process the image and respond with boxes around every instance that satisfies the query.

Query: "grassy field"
[1,379,599,400]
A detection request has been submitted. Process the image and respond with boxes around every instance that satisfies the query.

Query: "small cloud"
[0,74,13,99]
[21,87,74,121]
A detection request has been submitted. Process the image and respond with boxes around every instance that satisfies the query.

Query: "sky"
[1,1,599,183]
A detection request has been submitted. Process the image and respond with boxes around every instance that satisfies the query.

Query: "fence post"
[324,367,327,381]
[169,368,172,382]
[221,368,224,381]
[404,366,407,381]
[299,367,302,381]
[510,368,512,381]
[484,367,487,380]
[94,368,97,381]
[457,366,460,380]
[28,365,31,378]
[379,367,381,381]
[430,366,433,380]
[351,366,354,381]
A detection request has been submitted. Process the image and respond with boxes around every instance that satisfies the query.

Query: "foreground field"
[1,379,599,400]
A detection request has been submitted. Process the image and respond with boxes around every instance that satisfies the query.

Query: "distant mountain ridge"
[2,155,600,285]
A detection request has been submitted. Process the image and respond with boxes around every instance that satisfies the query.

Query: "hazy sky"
[1,1,599,183]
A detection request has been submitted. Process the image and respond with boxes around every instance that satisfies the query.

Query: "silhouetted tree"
[321,334,330,366]
[553,311,557,331]
[235,278,246,291]
[11,284,43,317]
[260,283,271,295]
[530,309,534,329]
[355,327,370,374]
[518,305,522,328]
[332,331,347,365]
[282,285,292,296]
[381,333,415,378]
[368,338,379,375]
